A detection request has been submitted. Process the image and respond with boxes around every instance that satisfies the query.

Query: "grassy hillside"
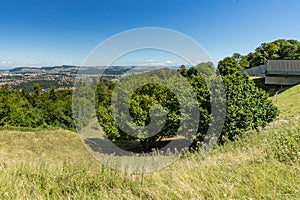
[0,85,300,199]
[0,129,91,164]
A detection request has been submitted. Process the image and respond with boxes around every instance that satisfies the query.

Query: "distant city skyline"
[1,0,300,68]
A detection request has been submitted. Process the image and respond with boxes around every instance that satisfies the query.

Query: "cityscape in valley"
[0,65,183,91]
[0,65,77,91]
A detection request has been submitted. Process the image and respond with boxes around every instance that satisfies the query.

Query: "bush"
[186,65,279,147]
[220,73,279,142]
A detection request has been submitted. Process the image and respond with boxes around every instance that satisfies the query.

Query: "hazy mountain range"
[0,65,189,76]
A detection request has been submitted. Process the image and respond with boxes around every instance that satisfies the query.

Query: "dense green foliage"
[214,57,279,143]
[95,63,278,149]
[0,85,74,130]
[220,74,279,142]
[0,65,279,150]
[217,57,242,76]
[187,63,279,144]
[96,69,199,150]
[231,39,300,69]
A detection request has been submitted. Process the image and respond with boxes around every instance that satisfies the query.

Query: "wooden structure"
[265,60,300,85]
[241,65,266,76]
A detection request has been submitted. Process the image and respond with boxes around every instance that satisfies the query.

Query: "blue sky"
[0,0,300,68]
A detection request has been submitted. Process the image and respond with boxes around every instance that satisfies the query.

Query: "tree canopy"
[0,85,74,130]
[231,39,300,69]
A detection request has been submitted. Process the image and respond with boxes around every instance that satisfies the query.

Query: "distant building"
[265,60,300,85]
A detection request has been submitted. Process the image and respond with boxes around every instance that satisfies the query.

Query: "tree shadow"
[83,137,191,156]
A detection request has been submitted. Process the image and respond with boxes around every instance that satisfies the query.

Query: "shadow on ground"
[84,137,191,156]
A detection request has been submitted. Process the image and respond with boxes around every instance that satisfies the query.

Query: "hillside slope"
[0,85,299,199]
[0,129,91,165]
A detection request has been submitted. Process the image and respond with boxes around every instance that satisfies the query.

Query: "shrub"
[186,65,279,147]
[220,73,279,143]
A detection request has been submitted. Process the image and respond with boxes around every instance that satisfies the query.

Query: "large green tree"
[230,39,300,69]
[96,68,198,150]
[217,57,242,76]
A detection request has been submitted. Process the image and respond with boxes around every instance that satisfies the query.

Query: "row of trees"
[230,39,300,69]
[0,85,74,129]
[0,64,279,151]
[0,65,279,150]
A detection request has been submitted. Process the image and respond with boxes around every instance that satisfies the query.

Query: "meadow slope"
[0,85,300,199]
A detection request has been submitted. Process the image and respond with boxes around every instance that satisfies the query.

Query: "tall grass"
[0,84,300,199]
[1,146,299,199]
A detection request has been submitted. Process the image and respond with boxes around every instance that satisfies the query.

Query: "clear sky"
[0,0,300,68]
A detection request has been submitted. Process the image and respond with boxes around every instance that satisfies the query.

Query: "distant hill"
[9,66,39,72]
[9,65,78,74]
[6,65,186,75]
[40,65,77,71]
